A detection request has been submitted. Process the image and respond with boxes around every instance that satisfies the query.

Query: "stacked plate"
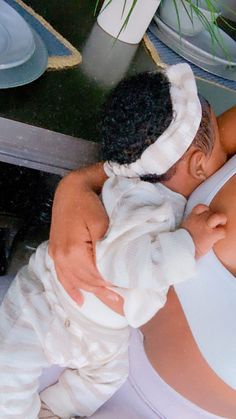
[151,12,236,82]
[0,0,48,88]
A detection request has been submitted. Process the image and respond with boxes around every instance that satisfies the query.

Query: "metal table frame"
[0,117,100,176]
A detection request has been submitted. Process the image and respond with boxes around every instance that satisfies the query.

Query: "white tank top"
[175,154,236,390]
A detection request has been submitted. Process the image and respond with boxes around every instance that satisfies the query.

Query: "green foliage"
[96,0,236,59]
[172,0,235,59]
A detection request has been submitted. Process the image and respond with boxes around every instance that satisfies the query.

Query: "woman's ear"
[188,150,207,181]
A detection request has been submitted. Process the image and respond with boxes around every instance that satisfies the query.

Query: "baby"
[0,64,227,419]
[95,63,227,327]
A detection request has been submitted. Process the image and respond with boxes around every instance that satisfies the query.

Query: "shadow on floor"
[0,162,61,274]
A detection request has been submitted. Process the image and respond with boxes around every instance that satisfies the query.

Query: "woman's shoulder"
[211,173,236,276]
[185,155,236,216]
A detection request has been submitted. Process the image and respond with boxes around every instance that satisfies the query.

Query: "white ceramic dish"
[0,29,48,89]
[154,14,236,66]
[0,0,35,69]
[159,0,220,37]
[150,21,236,81]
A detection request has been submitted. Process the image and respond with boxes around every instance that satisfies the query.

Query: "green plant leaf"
[95,0,235,60]
[171,0,233,61]
[116,0,138,38]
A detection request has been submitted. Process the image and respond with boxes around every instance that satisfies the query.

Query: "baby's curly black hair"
[100,71,172,165]
[100,71,214,183]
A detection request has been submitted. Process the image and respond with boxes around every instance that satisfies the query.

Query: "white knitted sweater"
[96,176,196,327]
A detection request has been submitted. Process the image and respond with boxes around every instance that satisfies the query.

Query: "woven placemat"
[5,0,82,70]
[144,27,236,93]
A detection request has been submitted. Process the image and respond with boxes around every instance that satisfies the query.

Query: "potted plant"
[96,0,235,47]
[159,0,221,37]
[97,0,161,43]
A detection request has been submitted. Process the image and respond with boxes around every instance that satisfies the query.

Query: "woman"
[91,155,236,419]
[46,104,236,418]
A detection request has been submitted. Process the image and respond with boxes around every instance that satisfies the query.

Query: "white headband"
[104,63,202,178]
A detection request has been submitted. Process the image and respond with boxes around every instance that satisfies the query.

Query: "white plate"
[149,21,236,81]
[0,0,35,69]
[154,15,236,66]
[0,29,48,89]
[0,22,9,54]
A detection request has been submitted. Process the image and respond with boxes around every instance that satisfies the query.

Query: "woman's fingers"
[55,263,116,304]
[50,228,110,286]
[55,265,84,305]
[53,241,121,304]
[95,287,124,315]
[55,255,107,292]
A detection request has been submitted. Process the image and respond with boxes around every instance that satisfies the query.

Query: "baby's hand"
[181,204,227,259]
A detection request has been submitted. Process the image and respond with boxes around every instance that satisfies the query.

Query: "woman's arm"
[49,162,122,310]
[217,105,236,156]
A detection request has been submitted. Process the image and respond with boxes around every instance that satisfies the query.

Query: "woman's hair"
[100,72,215,183]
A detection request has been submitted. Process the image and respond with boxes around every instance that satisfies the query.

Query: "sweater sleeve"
[118,228,196,328]
[156,228,196,286]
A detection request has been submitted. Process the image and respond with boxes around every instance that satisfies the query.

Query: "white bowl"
[0,0,35,69]
[159,0,220,36]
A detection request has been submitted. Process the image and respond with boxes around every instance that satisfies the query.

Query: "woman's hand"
[48,164,123,313]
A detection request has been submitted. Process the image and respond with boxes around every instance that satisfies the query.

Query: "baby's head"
[100,64,226,195]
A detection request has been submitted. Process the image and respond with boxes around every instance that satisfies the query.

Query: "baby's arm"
[121,204,227,327]
[157,203,227,286]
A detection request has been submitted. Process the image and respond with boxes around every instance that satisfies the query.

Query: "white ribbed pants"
[0,244,129,419]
